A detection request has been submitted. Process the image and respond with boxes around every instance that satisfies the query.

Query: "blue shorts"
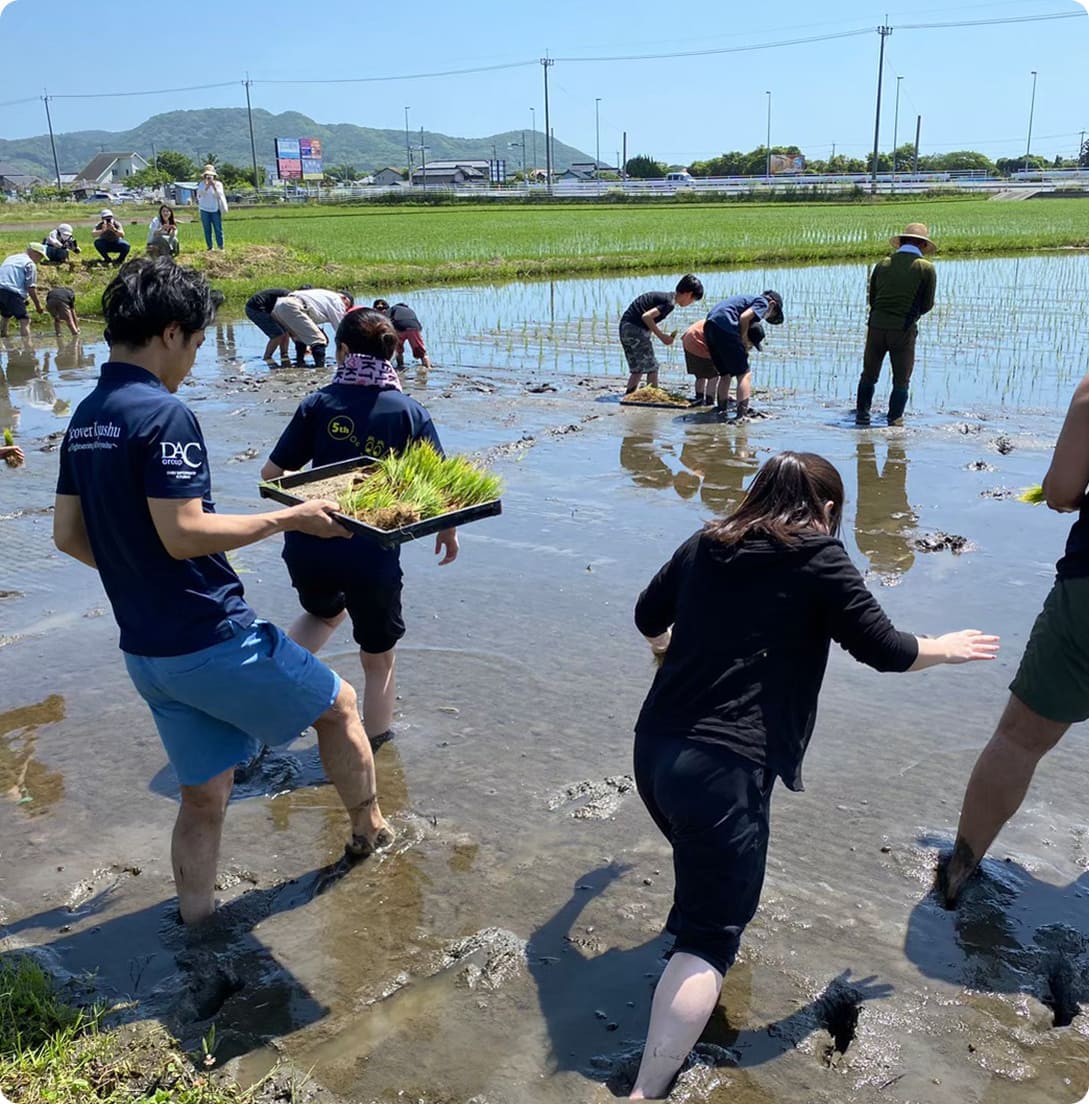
[124,619,340,787]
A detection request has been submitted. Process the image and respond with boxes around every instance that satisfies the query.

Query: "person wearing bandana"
[261,308,458,748]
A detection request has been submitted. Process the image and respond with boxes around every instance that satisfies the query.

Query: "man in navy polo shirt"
[53,258,394,925]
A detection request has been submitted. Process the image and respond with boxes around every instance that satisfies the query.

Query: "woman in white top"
[147,204,179,258]
[195,165,228,250]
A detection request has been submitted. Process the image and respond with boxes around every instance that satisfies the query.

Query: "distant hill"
[0,108,593,179]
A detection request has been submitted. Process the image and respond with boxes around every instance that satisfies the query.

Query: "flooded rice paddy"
[2,255,1089,1103]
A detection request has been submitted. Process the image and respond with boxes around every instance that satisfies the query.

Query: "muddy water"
[3,257,1089,1103]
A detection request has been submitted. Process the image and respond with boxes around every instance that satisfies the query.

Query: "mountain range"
[0,108,594,179]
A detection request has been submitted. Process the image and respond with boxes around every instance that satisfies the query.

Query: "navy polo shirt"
[56,362,255,657]
[269,384,442,581]
[707,294,773,334]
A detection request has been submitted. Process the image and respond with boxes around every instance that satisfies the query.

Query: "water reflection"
[0,694,66,816]
[853,440,917,577]
[620,429,758,516]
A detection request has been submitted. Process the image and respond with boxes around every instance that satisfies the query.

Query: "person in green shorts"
[941,370,1089,906]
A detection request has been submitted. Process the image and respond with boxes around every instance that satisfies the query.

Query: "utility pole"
[419,126,427,190]
[1024,70,1038,175]
[870,22,893,194]
[1080,129,1087,169]
[530,107,537,173]
[244,77,260,190]
[622,131,627,184]
[595,97,602,178]
[765,91,772,181]
[404,107,413,177]
[42,94,61,191]
[541,55,555,192]
[913,115,921,176]
[891,75,902,193]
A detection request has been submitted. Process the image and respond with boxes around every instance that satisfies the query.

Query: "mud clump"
[548,775,635,820]
[913,531,975,555]
[816,979,864,1066]
[591,1041,735,1099]
[965,460,996,472]
[442,927,527,992]
[1041,954,1081,1027]
[992,435,1016,455]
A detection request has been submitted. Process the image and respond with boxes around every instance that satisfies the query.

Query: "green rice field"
[2,197,1087,305]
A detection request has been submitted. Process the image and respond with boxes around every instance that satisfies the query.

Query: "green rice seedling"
[338,442,502,529]
[1019,484,1046,504]
[3,427,21,468]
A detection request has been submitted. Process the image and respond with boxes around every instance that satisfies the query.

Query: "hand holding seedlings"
[287,499,351,538]
[2,429,23,468]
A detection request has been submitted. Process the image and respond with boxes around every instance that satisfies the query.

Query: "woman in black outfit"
[628,451,998,1100]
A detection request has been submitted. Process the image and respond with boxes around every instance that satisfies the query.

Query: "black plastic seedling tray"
[620,396,694,410]
[259,456,502,550]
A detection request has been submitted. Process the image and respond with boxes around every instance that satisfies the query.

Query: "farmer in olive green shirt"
[855,222,937,427]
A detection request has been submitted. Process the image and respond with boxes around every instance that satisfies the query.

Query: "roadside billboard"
[770,153,806,174]
[276,137,323,181]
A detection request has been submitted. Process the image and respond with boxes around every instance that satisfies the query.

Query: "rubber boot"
[312,343,327,369]
[887,387,909,426]
[855,379,874,426]
[293,342,307,367]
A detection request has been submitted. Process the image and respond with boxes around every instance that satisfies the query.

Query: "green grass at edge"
[0,956,288,1103]
[1,198,1086,317]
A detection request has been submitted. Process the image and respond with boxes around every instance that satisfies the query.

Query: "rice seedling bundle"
[620,385,691,407]
[1018,484,1046,504]
[3,427,20,468]
[338,442,502,529]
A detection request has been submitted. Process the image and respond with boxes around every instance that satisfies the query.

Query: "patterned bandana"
[332,352,402,390]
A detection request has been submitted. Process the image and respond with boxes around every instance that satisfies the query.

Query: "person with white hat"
[855,221,937,427]
[92,209,131,265]
[0,243,46,340]
[195,164,228,250]
[44,222,80,263]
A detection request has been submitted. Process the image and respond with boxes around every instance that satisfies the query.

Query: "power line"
[899,10,1082,28]
[556,27,873,63]
[0,96,40,108]
[258,60,536,86]
[49,80,240,100]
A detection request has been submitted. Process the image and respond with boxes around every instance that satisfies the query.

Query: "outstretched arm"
[1043,373,1089,512]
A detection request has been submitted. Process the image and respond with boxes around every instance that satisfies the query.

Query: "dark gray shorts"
[620,321,659,376]
[1010,576,1089,723]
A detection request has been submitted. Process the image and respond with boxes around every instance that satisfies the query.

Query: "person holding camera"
[196,165,228,251]
[44,223,80,264]
[147,205,180,259]
[92,210,131,265]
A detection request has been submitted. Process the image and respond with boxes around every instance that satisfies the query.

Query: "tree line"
[624,141,1089,179]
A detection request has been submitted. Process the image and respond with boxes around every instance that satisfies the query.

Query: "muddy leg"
[313,681,391,850]
[630,951,723,1100]
[360,648,396,739]
[174,767,234,924]
[943,694,1067,906]
[625,371,642,394]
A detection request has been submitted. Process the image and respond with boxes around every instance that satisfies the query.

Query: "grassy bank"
[1,197,1086,316]
[0,957,297,1103]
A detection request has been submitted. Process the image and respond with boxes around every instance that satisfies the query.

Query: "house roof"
[77,151,145,182]
[418,160,490,171]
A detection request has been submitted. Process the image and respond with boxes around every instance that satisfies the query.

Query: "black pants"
[703,320,750,379]
[633,730,774,975]
[861,325,917,389]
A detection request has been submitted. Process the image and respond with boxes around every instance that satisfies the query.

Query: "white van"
[665,171,694,186]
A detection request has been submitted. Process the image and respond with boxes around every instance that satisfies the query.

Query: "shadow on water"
[905,836,1089,1028]
[3,742,411,1068]
[0,856,359,1064]
[528,863,893,1095]
[0,694,66,816]
[854,438,917,578]
[618,426,759,516]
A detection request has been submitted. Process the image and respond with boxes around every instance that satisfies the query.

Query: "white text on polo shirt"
[66,422,122,450]
[160,441,203,469]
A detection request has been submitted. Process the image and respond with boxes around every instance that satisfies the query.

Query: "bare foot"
[936,837,979,909]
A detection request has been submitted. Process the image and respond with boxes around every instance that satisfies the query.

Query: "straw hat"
[890,222,937,254]
[26,242,45,257]
[202,164,217,178]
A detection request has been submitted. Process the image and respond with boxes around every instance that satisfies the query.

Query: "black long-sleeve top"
[634,530,919,791]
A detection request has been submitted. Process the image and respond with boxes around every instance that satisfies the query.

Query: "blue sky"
[2,0,1087,165]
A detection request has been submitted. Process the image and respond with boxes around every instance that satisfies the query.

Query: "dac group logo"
[328,417,355,441]
[160,441,203,468]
